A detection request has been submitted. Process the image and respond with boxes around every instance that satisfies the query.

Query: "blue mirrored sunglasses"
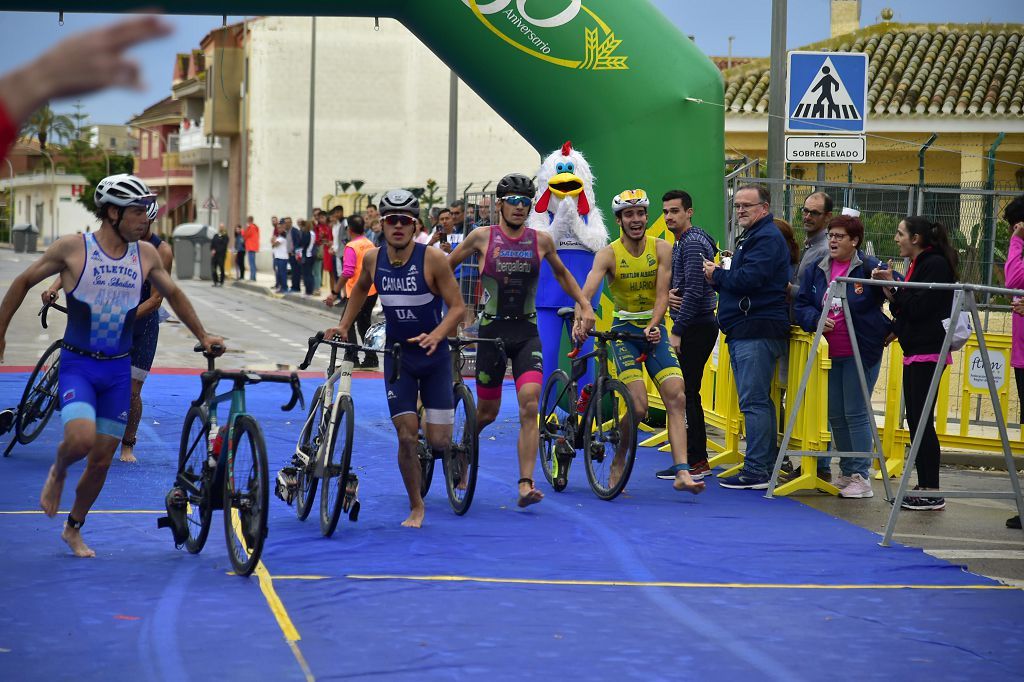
[501,195,533,208]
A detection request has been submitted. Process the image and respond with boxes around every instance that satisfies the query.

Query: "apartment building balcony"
[177,126,229,165]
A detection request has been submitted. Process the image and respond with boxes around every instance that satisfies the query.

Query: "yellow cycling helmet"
[611,188,650,214]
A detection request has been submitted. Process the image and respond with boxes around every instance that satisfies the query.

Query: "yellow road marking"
[227,508,314,681]
[344,574,1023,591]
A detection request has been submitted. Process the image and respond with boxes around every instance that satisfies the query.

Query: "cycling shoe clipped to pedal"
[275,466,297,506]
[0,408,15,436]
[343,474,360,522]
[157,487,189,548]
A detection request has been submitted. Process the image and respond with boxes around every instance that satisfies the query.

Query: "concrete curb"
[229,278,338,313]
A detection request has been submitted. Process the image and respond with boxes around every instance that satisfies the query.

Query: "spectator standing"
[663,189,718,479]
[704,185,792,489]
[794,215,892,499]
[364,204,381,246]
[210,223,229,286]
[871,216,958,510]
[1002,195,1024,529]
[243,216,260,281]
[314,212,332,296]
[429,208,454,252]
[233,225,246,280]
[327,215,379,368]
[287,217,301,293]
[272,223,289,293]
[794,192,833,297]
[297,220,317,295]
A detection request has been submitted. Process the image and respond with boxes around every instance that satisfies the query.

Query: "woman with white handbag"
[872,216,959,511]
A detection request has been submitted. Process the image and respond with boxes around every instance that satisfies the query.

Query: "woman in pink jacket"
[1004,197,1024,530]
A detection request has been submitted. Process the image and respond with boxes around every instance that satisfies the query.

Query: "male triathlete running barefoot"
[325,190,465,528]
[448,173,595,507]
[579,189,704,495]
[0,174,223,556]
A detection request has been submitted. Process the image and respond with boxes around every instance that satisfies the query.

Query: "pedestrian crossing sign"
[786,51,868,134]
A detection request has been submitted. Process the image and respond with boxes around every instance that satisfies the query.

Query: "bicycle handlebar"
[191,343,304,411]
[38,294,67,330]
[300,331,402,383]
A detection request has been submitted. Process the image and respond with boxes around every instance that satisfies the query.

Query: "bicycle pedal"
[275,467,297,506]
[158,487,189,548]
[348,500,360,522]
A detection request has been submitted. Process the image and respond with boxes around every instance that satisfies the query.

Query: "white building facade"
[1,172,98,245]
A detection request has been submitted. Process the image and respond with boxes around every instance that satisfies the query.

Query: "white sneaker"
[835,474,853,489]
[839,473,873,498]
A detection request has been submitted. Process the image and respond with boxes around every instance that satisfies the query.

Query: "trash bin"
[12,224,38,253]
[171,223,216,280]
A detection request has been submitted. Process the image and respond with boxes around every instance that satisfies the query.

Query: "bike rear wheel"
[16,340,62,445]
[178,406,213,554]
[320,395,354,538]
[294,386,324,521]
[444,384,479,515]
[539,370,572,492]
[223,415,269,576]
[582,379,637,501]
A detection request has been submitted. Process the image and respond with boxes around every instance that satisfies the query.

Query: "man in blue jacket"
[703,185,792,489]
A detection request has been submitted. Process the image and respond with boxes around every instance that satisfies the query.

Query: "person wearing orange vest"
[326,215,379,368]
[243,216,260,281]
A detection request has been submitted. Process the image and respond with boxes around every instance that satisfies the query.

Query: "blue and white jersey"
[374,243,445,349]
[64,233,144,356]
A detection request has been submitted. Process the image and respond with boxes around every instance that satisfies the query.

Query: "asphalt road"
[1,246,1021,583]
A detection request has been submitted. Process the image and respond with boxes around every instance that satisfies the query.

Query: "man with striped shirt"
[663,190,718,480]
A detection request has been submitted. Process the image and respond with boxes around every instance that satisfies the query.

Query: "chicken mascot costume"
[528,140,608,390]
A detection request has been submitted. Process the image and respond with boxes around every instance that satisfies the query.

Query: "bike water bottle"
[576,384,594,414]
[211,425,229,459]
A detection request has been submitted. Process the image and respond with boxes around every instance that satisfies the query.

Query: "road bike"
[276,331,400,537]
[2,296,66,456]
[538,307,646,500]
[416,335,503,515]
[159,344,304,576]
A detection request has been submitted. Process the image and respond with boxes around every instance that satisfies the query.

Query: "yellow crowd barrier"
[634,325,1021,491]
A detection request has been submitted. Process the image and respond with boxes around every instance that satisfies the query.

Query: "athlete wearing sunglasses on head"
[447,173,596,508]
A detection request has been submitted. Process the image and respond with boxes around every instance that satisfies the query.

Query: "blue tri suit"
[59,233,144,438]
[374,243,453,424]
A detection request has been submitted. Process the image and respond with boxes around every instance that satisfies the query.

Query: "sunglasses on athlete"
[501,195,533,208]
[382,214,416,227]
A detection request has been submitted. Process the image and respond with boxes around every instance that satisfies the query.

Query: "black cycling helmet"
[496,173,536,199]
[378,188,419,215]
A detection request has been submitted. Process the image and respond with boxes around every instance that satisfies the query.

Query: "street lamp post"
[126,123,171,234]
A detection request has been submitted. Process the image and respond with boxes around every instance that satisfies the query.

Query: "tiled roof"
[723,23,1024,117]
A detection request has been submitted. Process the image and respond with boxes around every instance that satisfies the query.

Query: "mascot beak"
[547,172,584,199]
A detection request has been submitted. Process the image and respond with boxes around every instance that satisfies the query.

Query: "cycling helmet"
[496,173,536,199]
[95,173,157,208]
[378,189,419,215]
[611,189,650,214]
[146,201,159,222]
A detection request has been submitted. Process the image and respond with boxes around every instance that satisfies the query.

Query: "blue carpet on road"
[0,372,1021,681]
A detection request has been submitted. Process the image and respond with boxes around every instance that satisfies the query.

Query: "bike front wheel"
[582,379,637,501]
[178,406,212,554]
[294,385,325,521]
[538,369,573,492]
[16,340,62,445]
[224,415,269,576]
[320,395,354,538]
[444,384,479,515]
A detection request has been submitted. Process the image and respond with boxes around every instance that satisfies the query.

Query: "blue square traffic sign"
[786,51,868,134]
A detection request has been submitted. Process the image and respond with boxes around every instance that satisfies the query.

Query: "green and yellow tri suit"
[607,236,682,385]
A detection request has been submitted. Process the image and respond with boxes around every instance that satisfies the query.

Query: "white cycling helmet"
[95,173,157,208]
[611,188,650,214]
[146,201,159,222]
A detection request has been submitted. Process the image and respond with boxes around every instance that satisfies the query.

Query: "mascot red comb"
[528,140,607,392]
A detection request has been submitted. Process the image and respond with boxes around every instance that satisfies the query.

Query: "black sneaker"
[900,494,945,510]
[1007,515,1021,529]
[658,460,711,481]
[719,472,771,490]
[0,408,14,435]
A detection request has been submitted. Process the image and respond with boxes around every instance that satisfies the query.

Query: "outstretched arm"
[0,237,75,362]
[446,227,488,270]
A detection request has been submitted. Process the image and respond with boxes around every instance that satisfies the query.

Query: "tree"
[19,104,74,152]
[63,100,96,174]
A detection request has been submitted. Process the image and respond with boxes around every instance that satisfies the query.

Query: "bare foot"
[609,455,626,489]
[40,465,66,517]
[673,470,706,495]
[62,524,96,558]
[401,505,425,528]
[517,481,544,508]
[119,446,137,463]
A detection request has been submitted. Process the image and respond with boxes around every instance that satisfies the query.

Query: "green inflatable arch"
[12,0,724,239]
